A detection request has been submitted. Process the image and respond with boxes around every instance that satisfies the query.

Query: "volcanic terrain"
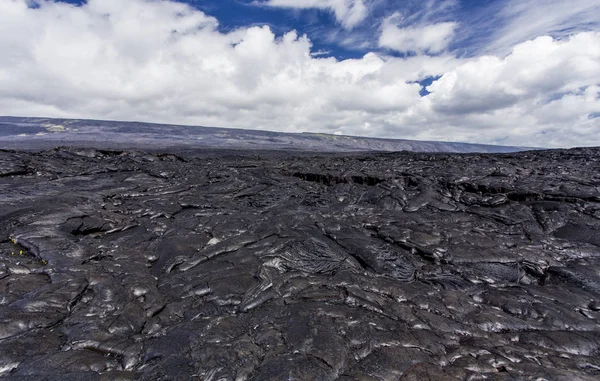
[0,117,528,153]
[1,146,599,380]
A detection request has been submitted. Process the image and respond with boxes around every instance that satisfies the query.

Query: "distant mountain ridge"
[0,116,531,153]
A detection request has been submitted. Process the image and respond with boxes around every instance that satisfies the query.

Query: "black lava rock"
[0,147,599,380]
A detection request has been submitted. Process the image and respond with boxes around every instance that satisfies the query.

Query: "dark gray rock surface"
[0,146,599,380]
[0,116,530,153]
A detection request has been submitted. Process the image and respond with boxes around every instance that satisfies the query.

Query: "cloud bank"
[0,0,599,148]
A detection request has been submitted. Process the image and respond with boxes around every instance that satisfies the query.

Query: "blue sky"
[52,0,595,59]
[0,0,599,147]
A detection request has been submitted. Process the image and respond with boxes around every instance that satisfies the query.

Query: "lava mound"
[1,147,600,380]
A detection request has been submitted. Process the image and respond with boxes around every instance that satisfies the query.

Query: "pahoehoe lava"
[1,146,599,380]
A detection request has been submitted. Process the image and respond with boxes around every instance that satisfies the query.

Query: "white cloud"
[419,32,600,146]
[261,0,368,29]
[0,0,599,148]
[479,0,600,55]
[379,12,457,54]
[0,0,451,131]
[426,33,600,115]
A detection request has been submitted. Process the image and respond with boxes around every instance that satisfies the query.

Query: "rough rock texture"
[0,147,599,380]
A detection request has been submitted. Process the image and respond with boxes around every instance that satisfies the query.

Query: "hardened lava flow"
[0,147,599,380]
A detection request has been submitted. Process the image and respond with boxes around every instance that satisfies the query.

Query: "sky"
[0,0,599,147]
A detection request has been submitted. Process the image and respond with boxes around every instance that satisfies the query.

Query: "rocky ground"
[0,147,599,380]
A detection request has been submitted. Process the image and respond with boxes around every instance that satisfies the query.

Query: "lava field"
[1,147,600,380]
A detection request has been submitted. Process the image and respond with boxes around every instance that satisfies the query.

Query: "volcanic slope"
[0,116,528,153]
[0,147,599,380]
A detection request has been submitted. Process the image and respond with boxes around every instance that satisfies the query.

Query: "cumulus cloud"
[379,12,457,54]
[0,0,452,132]
[420,32,600,146]
[426,33,600,114]
[260,0,368,29]
[0,0,598,148]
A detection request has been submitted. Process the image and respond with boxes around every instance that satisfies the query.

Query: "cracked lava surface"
[0,147,600,380]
